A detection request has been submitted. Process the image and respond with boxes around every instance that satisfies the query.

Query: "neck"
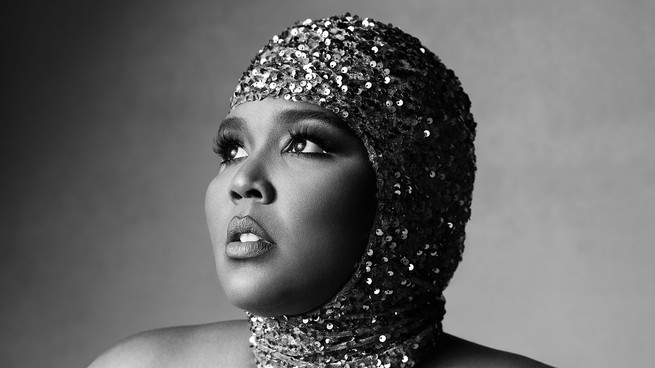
[248,293,445,367]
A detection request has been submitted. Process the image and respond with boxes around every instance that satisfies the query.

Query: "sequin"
[232,13,476,368]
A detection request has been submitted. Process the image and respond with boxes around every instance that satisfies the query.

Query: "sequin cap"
[231,14,476,368]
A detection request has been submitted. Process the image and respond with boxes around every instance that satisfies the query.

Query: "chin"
[218,270,288,316]
[225,285,304,317]
[218,268,332,317]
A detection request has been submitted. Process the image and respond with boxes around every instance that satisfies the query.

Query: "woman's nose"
[228,155,276,205]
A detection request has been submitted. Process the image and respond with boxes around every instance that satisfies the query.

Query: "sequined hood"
[231,14,476,368]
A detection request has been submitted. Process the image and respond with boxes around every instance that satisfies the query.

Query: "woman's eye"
[288,138,326,154]
[225,145,248,161]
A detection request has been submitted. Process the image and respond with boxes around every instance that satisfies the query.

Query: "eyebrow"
[218,107,352,134]
[218,115,246,133]
[277,108,347,130]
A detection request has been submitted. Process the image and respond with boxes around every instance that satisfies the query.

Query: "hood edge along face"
[231,13,477,368]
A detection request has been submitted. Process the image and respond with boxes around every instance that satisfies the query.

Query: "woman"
[91,14,552,367]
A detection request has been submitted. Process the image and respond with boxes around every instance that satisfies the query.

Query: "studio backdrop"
[2,1,654,367]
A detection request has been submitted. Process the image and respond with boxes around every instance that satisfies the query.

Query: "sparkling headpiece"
[231,14,476,368]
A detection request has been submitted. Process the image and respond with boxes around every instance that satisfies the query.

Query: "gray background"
[3,1,654,367]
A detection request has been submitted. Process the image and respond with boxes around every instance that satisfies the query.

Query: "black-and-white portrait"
[3,1,653,367]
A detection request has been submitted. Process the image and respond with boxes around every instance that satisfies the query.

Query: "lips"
[225,216,275,259]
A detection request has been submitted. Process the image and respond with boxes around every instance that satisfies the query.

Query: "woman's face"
[205,98,376,317]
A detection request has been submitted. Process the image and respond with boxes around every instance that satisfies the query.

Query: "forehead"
[227,98,333,119]
[222,98,349,132]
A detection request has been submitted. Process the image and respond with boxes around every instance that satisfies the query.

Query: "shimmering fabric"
[231,14,476,368]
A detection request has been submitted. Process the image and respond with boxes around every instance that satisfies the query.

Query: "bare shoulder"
[420,333,555,368]
[88,320,252,368]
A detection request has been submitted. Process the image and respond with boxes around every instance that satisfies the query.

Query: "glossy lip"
[225,216,275,259]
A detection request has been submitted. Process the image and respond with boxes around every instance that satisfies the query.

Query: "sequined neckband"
[231,14,476,368]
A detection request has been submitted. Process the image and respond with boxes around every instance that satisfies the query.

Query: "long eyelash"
[213,131,243,162]
[287,125,334,154]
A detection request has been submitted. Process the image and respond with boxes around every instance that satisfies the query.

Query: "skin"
[89,99,554,368]
[205,98,377,316]
[89,321,553,368]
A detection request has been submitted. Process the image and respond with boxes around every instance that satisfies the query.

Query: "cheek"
[205,176,221,235]
[277,159,376,282]
[205,175,231,259]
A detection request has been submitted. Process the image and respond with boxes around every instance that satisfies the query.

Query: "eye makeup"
[284,123,336,156]
[213,106,354,165]
[213,130,246,164]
